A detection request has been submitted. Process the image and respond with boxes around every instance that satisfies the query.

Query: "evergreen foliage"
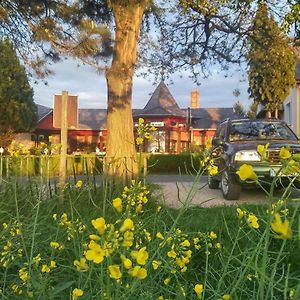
[0,39,37,133]
[247,2,296,115]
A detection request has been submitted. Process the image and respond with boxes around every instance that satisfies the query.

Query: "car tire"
[221,169,241,200]
[208,174,220,189]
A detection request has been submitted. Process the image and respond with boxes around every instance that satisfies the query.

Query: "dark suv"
[208,118,300,200]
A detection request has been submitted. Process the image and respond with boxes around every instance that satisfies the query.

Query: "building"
[283,58,300,136]
[32,81,238,153]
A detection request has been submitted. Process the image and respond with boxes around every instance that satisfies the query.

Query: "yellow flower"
[112,198,123,213]
[236,164,257,181]
[207,165,218,175]
[121,255,132,269]
[257,143,269,159]
[216,242,222,249]
[167,249,177,258]
[157,297,164,300]
[136,137,144,145]
[108,265,122,280]
[222,294,231,300]
[91,217,106,235]
[163,277,170,285]
[75,180,83,188]
[156,232,164,240]
[271,213,292,239]
[129,266,147,279]
[181,239,190,247]
[74,258,89,272]
[53,214,57,220]
[50,241,61,249]
[209,231,217,239]
[152,260,161,270]
[85,241,105,264]
[89,234,100,241]
[279,147,292,160]
[123,230,134,247]
[41,265,50,273]
[136,247,149,265]
[72,288,84,300]
[19,268,29,282]
[120,218,134,232]
[236,207,244,219]
[138,118,144,124]
[248,214,259,229]
[194,284,204,299]
[50,260,57,269]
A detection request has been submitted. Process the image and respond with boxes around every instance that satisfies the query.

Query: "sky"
[32,58,251,110]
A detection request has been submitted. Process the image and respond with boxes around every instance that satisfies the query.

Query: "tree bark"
[105,1,148,182]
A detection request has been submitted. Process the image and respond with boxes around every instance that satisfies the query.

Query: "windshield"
[229,121,297,141]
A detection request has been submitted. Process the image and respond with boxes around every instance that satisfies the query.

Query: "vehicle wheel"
[221,169,241,200]
[208,174,220,189]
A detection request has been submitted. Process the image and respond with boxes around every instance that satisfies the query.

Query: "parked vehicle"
[208,118,300,200]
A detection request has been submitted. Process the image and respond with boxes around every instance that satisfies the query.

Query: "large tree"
[0,39,37,147]
[247,2,296,118]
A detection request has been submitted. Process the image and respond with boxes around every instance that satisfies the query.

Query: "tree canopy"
[0,39,37,135]
[247,2,296,117]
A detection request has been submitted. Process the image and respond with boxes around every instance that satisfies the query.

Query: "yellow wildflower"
[50,241,61,249]
[257,143,269,160]
[136,137,144,145]
[129,266,147,279]
[222,294,231,300]
[91,217,106,235]
[112,198,123,213]
[136,247,149,265]
[152,260,161,270]
[53,214,57,220]
[156,232,164,240]
[157,296,164,300]
[207,165,218,175]
[74,258,89,272]
[108,265,122,280]
[19,268,29,282]
[181,239,190,247]
[236,164,257,181]
[123,230,134,247]
[271,213,292,239]
[236,207,244,219]
[85,241,105,264]
[248,214,259,229]
[120,218,134,232]
[138,118,144,124]
[216,242,222,249]
[164,277,170,285]
[72,288,84,300]
[41,265,50,273]
[279,147,292,160]
[209,231,217,239]
[194,283,204,299]
[75,180,83,188]
[50,260,57,269]
[89,234,100,241]
[167,249,177,258]
[121,255,132,269]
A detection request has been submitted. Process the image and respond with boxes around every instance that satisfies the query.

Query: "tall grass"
[0,175,299,299]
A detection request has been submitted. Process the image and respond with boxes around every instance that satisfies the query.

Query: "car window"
[229,121,297,141]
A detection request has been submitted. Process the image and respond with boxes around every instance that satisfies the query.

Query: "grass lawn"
[0,179,299,299]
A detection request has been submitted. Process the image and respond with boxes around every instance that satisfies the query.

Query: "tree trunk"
[105,1,148,182]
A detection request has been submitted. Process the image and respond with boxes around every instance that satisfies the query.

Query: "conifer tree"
[0,39,37,146]
[247,2,296,118]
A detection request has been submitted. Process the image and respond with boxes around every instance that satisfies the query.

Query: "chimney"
[190,90,199,109]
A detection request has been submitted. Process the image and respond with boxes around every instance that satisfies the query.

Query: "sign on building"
[150,121,165,127]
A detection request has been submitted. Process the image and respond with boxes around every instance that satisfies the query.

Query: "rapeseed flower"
[50,241,63,250]
[167,249,177,258]
[136,137,144,145]
[91,217,106,235]
[19,268,29,282]
[136,247,149,265]
[248,214,259,229]
[257,143,269,160]
[75,180,83,188]
[72,288,84,300]
[271,213,292,239]
[120,255,132,269]
[41,265,50,273]
[208,165,218,176]
[163,277,170,285]
[156,232,164,240]
[152,260,161,270]
[108,265,122,280]
[123,230,134,247]
[129,266,147,279]
[209,231,217,239]
[180,239,190,247]
[279,147,292,160]
[85,241,105,263]
[194,283,204,299]
[236,164,257,181]
[112,198,123,213]
[236,207,244,219]
[120,218,134,232]
[74,258,89,272]
[222,294,231,300]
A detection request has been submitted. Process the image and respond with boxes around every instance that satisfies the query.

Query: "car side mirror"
[212,137,223,146]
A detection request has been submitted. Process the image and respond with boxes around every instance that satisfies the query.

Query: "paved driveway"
[147,175,300,208]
